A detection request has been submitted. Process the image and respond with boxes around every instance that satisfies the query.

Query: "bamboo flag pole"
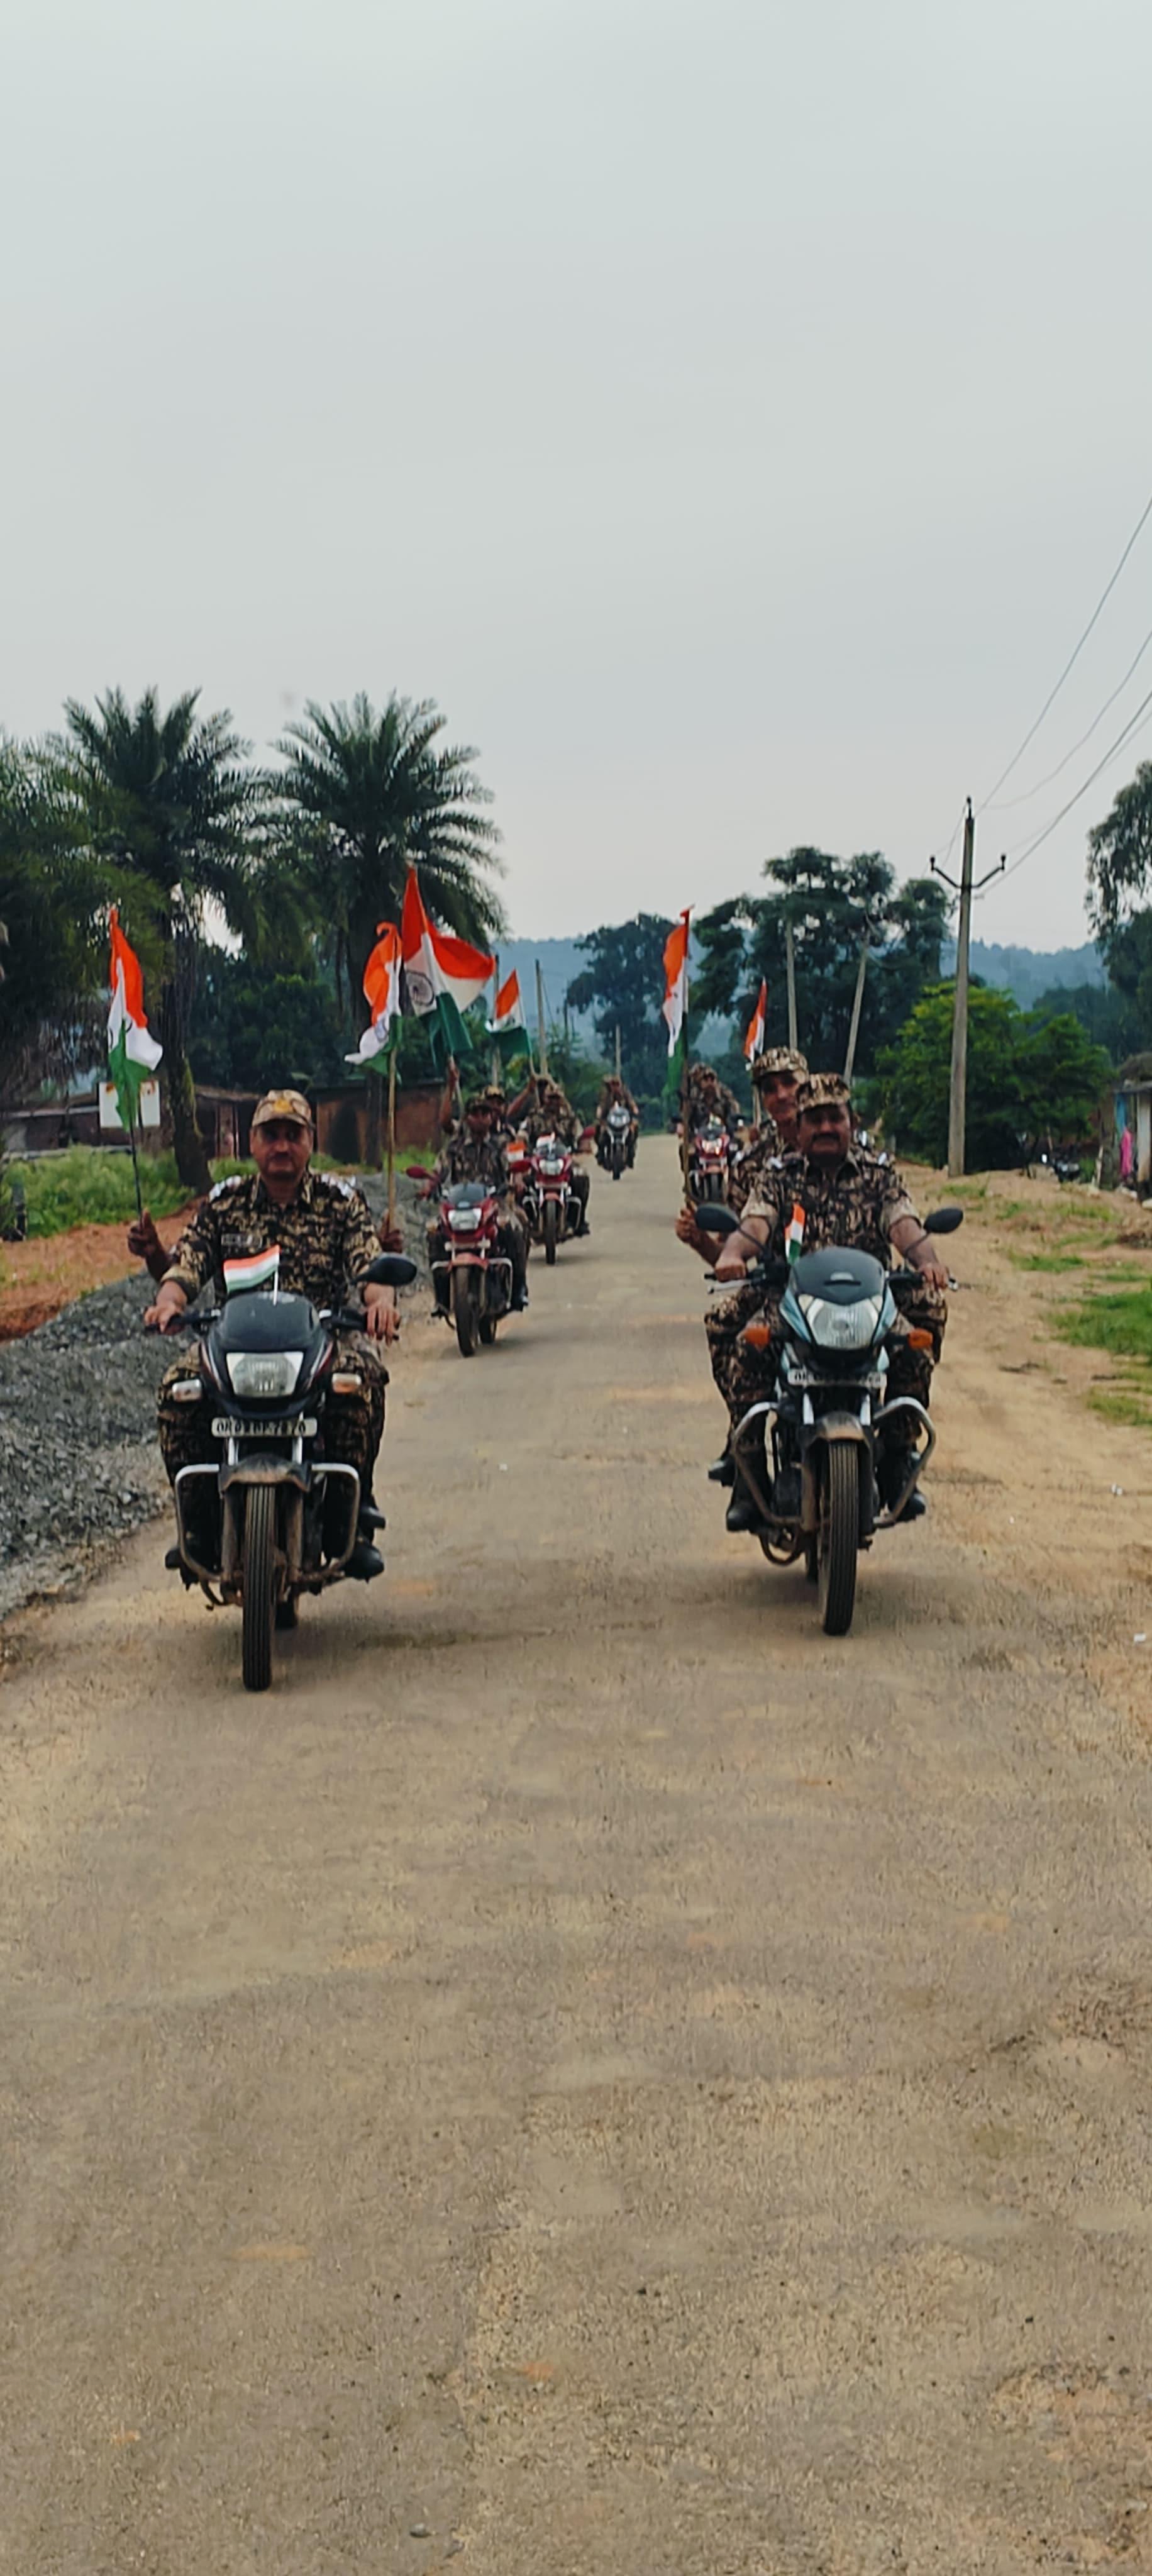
[126,1096,144,1222]
[386,1046,398,1233]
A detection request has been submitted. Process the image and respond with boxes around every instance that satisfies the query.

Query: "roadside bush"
[8,1149,193,1237]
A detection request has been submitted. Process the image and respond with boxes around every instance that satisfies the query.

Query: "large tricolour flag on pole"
[346,921,402,1063]
[661,910,691,1058]
[108,908,162,1129]
[743,978,767,1062]
[401,866,495,1067]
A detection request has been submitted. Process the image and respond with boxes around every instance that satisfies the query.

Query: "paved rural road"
[3,1138,1152,2574]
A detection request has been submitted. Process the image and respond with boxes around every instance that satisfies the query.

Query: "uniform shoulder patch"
[319,1172,360,1201]
[208,1175,245,1201]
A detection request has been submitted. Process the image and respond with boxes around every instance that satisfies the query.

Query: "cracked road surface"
[3,1138,1152,2572]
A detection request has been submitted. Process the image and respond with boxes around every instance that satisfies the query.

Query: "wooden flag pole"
[679,958,691,1202]
[126,1091,144,1222]
[386,1046,398,1232]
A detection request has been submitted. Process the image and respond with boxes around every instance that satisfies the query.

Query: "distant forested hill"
[943,939,1106,1007]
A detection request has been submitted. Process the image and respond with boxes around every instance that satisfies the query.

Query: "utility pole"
[931,802,1005,1178]
[614,1022,621,1079]
[535,959,549,1076]
[784,918,797,1052]
[490,952,500,1086]
[843,918,873,1085]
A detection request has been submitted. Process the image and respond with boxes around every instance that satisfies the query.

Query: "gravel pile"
[0,1174,429,1623]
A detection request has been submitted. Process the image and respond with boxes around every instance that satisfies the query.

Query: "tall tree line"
[1,688,505,1190]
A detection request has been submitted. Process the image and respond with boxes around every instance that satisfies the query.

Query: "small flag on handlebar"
[785,1203,805,1263]
[223,1245,281,1295]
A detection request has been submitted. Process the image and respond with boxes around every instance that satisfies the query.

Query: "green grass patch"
[8,1149,194,1237]
[1009,1251,1088,1274]
[1089,1385,1152,1430]
[4,1143,424,1239]
[1053,1285,1152,1366]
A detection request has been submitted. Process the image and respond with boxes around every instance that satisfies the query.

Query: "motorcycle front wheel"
[544,1200,558,1265]
[451,1266,480,1356]
[817,1445,858,1636]
[241,1484,277,1690]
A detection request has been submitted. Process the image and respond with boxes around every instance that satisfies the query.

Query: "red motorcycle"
[428,1179,514,1355]
[689,1114,733,1207]
[523,1132,576,1267]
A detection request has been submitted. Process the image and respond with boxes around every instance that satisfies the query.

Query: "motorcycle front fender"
[799,1411,873,1536]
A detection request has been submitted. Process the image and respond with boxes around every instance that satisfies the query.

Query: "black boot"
[878,1450,926,1522]
[707,1448,736,1486]
[346,1538,385,1580]
[725,1449,767,1532]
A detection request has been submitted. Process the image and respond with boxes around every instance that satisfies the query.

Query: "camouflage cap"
[482,1082,506,1104]
[463,1087,492,1114]
[751,1046,809,1085]
[795,1073,851,1116]
[250,1087,314,1131]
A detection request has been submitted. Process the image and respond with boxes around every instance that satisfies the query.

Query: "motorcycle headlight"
[797,1294,883,1352]
[226,1349,303,1399]
[448,1209,482,1231]
[540,1158,566,1175]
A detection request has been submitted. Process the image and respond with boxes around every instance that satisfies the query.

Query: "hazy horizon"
[5,0,1151,953]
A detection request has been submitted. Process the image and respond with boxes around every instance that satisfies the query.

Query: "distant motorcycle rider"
[595,1072,639,1167]
[685,1061,742,1136]
[523,1076,592,1236]
[423,1088,529,1309]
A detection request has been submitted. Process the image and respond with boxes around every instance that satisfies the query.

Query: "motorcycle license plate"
[211,1416,318,1440]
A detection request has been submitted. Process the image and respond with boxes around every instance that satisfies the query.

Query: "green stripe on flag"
[108,1028,145,1132]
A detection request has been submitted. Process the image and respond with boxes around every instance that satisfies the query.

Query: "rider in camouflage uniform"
[595,1072,639,1167]
[708,1074,950,1528]
[148,1089,396,1579]
[524,1078,591,1235]
[685,1061,743,1136]
[426,1091,529,1306]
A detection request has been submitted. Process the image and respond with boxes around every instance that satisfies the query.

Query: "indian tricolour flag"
[108,908,162,1130]
[486,966,526,1061]
[223,1245,280,1296]
[743,978,767,1062]
[784,1202,806,1263]
[401,865,495,1068]
[661,909,691,1060]
[346,921,402,1063]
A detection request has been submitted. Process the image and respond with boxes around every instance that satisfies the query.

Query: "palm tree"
[60,688,260,1191]
[273,694,505,1028]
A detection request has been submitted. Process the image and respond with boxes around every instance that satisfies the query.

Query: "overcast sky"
[4,0,1151,950]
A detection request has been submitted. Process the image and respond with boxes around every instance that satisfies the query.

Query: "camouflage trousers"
[158,1333,387,1490]
[704,1280,947,1441]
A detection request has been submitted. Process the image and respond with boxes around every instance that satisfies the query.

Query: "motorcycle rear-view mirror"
[695,1201,741,1235]
[924,1206,964,1235]
[365,1252,418,1289]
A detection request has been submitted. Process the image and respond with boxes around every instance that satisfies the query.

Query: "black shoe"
[164,1543,182,1570]
[512,1286,529,1311]
[726,1487,763,1534]
[892,1486,927,1523]
[707,1451,736,1486]
[346,1540,385,1582]
[358,1503,386,1533]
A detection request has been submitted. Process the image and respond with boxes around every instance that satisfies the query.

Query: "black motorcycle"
[697,1205,962,1635]
[162,1252,415,1690]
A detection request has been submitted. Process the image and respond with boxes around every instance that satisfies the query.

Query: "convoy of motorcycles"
[153,1081,965,1684]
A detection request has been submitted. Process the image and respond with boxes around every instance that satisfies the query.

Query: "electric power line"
[1000,679,1152,882]
[977,484,1152,812]
[987,616,1152,812]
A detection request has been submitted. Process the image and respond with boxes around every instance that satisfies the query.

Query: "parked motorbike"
[427,1178,515,1354]
[689,1114,733,1206]
[523,1131,577,1265]
[697,1204,963,1636]
[598,1101,633,1179]
[160,1252,416,1692]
